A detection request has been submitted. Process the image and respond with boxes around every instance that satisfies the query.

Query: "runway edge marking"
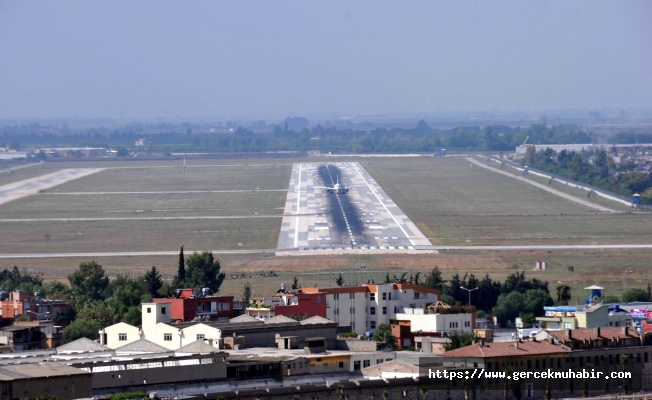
[351,162,415,246]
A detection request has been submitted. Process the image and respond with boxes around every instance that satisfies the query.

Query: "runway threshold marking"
[351,163,415,246]
[293,163,302,248]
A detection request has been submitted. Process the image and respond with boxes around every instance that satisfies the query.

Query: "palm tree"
[582,362,594,397]
[620,355,629,395]
[504,366,513,400]
[545,378,551,400]
[556,284,572,304]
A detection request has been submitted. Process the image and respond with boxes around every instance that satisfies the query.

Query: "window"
[317,296,322,304]
[147,307,151,313]
[464,321,471,328]
[339,362,344,368]
[370,321,376,329]
[382,293,387,301]
[363,360,371,368]
[370,307,376,315]
[118,333,127,341]
[564,322,572,329]
[164,333,172,341]
[218,303,230,311]
[197,334,205,341]
[382,307,387,315]
[526,383,534,398]
[354,360,361,371]
[388,293,392,300]
[414,292,420,299]
[394,306,398,313]
[218,317,229,321]
[161,307,166,315]
[370,293,376,301]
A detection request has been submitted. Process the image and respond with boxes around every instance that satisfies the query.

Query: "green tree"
[68,261,109,301]
[104,274,151,320]
[115,146,128,157]
[621,288,650,302]
[63,319,101,343]
[291,276,301,290]
[243,281,252,305]
[493,289,553,324]
[602,294,620,303]
[443,332,475,351]
[335,273,344,287]
[185,251,225,292]
[336,385,345,400]
[424,267,444,291]
[76,303,118,327]
[144,266,163,298]
[177,246,186,283]
[372,324,396,347]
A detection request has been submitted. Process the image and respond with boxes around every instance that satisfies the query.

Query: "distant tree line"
[4,121,651,155]
[523,146,652,198]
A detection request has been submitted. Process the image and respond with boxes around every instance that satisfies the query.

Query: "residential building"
[0,324,41,351]
[99,302,337,351]
[301,283,440,332]
[153,288,234,322]
[0,290,69,326]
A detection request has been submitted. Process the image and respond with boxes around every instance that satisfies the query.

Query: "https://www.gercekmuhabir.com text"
[428,369,632,381]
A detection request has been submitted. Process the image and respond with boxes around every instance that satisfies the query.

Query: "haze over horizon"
[1,1,651,120]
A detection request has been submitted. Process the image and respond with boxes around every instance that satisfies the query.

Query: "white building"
[302,283,439,333]
[394,306,474,334]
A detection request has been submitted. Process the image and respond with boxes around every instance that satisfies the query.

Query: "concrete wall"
[335,339,378,352]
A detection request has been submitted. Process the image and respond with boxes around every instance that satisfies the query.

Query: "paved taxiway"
[277,162,431,253]
[0,168,104,206]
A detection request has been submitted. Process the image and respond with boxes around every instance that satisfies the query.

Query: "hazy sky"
[1,1,651,119]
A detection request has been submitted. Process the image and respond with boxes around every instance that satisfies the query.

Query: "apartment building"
[302,283,440,332]
[153,288,234,322]
[0,290,69,327]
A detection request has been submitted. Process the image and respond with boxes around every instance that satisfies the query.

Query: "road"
[3,243,652,259]
[466,157,617,213]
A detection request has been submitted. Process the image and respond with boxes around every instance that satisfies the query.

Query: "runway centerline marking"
[351,162,415,246]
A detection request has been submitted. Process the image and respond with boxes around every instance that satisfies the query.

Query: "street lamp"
[460,286,479,306]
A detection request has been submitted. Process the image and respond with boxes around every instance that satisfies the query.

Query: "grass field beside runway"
[42,162,292,192]
[0,217,282,253]
[360,157,652,245]
[0,191,287,218]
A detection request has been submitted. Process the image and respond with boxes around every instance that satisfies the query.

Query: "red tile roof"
[443,340,569,358]
[546,327,640,343]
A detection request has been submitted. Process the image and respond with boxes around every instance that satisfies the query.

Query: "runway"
[277,162,432,254]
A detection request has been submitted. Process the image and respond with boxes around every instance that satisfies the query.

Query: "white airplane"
[316,174,362,194]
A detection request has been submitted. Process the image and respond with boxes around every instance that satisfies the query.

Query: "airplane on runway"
[315,175,362,194]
